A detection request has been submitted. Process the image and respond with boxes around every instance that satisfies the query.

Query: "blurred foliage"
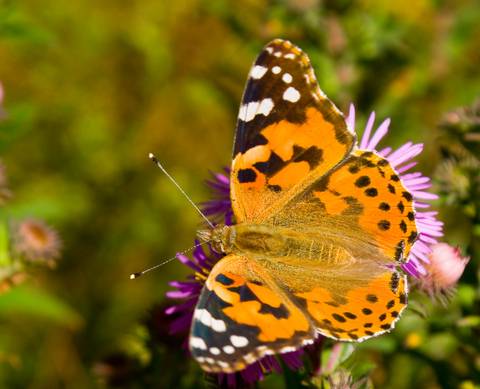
[0,0,479,388]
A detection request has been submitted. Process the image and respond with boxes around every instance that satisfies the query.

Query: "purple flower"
[200,168,233,225]
[347,104,444,276]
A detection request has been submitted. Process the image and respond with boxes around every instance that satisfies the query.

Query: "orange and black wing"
[262,150,415,340]
[231,39,356,223]
[189,255,315,373]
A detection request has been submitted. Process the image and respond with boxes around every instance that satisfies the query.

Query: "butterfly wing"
[231,39,356,223]
[261,150,414,340]
[189,254,315,373]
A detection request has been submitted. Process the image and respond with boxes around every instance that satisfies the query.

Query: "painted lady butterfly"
[190,39,414,373]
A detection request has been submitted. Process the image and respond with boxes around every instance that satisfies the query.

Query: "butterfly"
[190,39,415,373]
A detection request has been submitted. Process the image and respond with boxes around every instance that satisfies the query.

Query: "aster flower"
[346,105,444,277]
[11,218,62,266]
[166,105,444,385]
[418,243,469,305]
[201,169,233,225]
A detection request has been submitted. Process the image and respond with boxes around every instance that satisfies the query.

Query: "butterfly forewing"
[231,39,356,223]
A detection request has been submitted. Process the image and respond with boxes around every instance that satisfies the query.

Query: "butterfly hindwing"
[268,150,418,262]
[258,150,414,340]
[231,39,356,223]
[189,255,315,373]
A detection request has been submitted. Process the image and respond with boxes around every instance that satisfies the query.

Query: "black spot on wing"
[253,151,285,177]
[291,145,323,170]
[408,231,418,244]
[228,284,257,302]
[365,188,378,197]
[366,294,378,303]
[215,274,235,286]
[237,168,257,183]
[355,176,371,188]
[258,303,290,319]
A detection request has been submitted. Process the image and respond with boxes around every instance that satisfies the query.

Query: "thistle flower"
[347,105,444,276]
[418,243,469,305]
[12,219,62,266]
[166,105,443,385]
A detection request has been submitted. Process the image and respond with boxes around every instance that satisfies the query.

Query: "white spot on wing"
[284,53,295,59]
[218,361,229,368]
[209,347,221,355]
[283,86,301,102]
[274,51,282,57]
[266,47,273,54]
[238,98,274,122]
[223,345,235,354]
[282,73,292,83]
[280,346,296,353]
[190,337,207,350]
[272,66,281,74]
[250,65,268,79]
[194,308,227,332]
[230,335,249,347]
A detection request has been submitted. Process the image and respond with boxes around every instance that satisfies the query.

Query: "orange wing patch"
[295,272,408,340]
[311,150,417,261]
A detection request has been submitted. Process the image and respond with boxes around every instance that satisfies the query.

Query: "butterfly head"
[197,224,234,254]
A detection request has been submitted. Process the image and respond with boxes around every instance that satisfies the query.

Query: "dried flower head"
[12,219,62,265]
[418,243,469,305]
[328,368,368,389]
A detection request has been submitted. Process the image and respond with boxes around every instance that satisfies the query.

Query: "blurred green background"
[0,0,479,388]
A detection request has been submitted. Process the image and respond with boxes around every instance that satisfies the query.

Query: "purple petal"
[360,111,376,149]
[367,118,390,149]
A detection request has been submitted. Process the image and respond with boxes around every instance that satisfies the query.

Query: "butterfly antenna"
[148,153,214,229]
[130,240,210,279]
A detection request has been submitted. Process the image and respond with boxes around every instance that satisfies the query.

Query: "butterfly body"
[203,223,355,267]
[189,39,415,373]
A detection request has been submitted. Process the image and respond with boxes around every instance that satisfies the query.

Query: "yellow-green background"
[0,1,479,388]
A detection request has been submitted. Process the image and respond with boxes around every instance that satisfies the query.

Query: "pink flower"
[420,243,469,303]
[12,219,62,265]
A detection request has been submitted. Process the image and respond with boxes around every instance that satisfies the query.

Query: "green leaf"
[0,285,82,328]
[0,220,12,268]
